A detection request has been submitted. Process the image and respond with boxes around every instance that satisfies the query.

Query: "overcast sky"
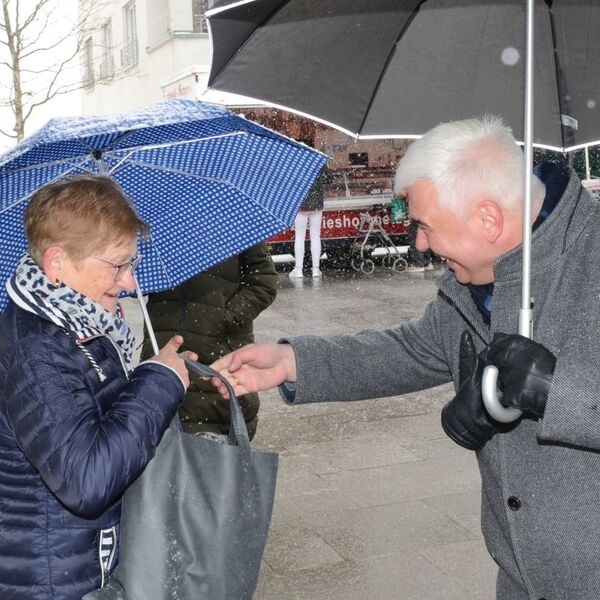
[0,0,82,153]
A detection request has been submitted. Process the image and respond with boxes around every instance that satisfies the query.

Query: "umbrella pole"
[133,274,160,355]
[585,147,591,180]
[519,0,535,340]
[482,0,534,423]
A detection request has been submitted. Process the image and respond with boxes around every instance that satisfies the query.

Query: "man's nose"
[415,228,429,252]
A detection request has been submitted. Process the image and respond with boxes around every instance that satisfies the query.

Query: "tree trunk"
[2,0,24,140]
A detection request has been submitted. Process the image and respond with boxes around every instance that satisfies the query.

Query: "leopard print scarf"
[6,254,135,372]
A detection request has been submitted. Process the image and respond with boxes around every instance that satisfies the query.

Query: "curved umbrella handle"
[482,365,522,423]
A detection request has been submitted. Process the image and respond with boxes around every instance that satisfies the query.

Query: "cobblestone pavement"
[250,266,497,600]
[123,264,498,599]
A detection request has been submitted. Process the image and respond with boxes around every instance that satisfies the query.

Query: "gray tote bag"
[84,361,278,600]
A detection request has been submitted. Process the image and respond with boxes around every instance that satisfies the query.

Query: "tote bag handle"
[183,358,251,451]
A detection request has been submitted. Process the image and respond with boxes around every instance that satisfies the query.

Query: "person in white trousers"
[289,165,329,278]
[290,210,323,278]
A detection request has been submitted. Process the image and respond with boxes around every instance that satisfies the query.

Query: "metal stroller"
[350,205,408,274]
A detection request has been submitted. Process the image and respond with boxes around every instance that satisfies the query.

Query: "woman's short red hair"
[25,175,149,265]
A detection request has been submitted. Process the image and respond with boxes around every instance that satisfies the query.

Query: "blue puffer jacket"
[0,301,185,600]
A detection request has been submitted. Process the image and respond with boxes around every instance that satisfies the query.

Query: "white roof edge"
[514,140,600,153]
[160,65,210,88]
[206,0,263,17]
[560,140,600,153]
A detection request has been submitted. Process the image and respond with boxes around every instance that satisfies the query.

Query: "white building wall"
[78,0,409,193]
[169,0,193,31]
[80,0,210,115]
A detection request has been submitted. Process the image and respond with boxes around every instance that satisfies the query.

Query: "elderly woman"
[0,175,196,600]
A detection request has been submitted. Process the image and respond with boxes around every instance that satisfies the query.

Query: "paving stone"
[274,488,360,519]
[256,551,475,600]
[369,410,448,443]
[297,500,477,560]
[317,453,481,507]
[128,270,497,598]
[273,471,343,501]
[422,491,484,537]
[278,432,417,475]
[262,516,345,573]
[418,539,498,600]
[298,395,446,440]
[252,413,326,451]
[408,436,468,461]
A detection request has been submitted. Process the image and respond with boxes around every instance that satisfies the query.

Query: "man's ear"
[477,200,503,244]
[43,245,67,284]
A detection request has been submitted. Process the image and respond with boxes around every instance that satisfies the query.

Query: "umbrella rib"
[206,0,291,87]
[105,132,247,173]
[545,4,571,151]
[108,158,245,189]
[0,163,88,215]
[112,158,267,200]
[357,1,426,135]
[145,237,174,290]
[0,155,94,178]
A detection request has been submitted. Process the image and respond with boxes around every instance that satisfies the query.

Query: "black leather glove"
[483,333,556,418]
[441,330,498,451]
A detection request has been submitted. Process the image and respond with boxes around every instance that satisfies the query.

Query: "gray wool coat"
[283,169,600,600]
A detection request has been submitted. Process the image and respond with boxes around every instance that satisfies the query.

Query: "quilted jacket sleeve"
[4,332,184,518]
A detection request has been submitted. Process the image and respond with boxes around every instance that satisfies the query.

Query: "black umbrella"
[206,0,600,151]
[207,0,599,421]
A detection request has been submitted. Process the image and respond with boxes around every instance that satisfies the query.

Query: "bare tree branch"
[18,9,51,49]
[21,30,81,59]
[0,0,111,141]
[0,127,17,139]
[16,0,54,37]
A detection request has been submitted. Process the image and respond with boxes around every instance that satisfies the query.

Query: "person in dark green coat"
[141,242,277,439]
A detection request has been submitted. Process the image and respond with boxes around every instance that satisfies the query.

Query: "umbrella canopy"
[206,0,600,152]
[0,99,327,312]
[207,0,599,421]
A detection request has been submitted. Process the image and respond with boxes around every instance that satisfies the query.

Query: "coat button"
[507,496,521,511]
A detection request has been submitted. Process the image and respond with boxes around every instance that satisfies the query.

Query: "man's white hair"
[394,115,546,216]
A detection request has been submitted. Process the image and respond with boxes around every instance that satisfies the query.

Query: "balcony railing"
[99,57,114,79]
[82,68,94,89]
[120,41,138,69]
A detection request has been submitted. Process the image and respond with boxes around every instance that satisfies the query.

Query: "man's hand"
[483,333,556,418]
[151,335,198,389]
[441,330,499,451]
[210,343,297,399]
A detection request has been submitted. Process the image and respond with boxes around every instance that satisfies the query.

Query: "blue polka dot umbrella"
[0,99,327,311]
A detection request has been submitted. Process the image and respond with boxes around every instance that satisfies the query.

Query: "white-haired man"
[211,116,600,599]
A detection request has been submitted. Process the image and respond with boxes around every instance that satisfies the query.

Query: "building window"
[349,152,369,167]
[121,1,138,69]
[146,0,169,48]
[192,0,208,33]
[99,20,114,78]
[83,37,94,88]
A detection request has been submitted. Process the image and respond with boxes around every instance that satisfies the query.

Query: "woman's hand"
[151,335,197,388]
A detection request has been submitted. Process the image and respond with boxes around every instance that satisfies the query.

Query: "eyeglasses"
[91,254,143,281]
